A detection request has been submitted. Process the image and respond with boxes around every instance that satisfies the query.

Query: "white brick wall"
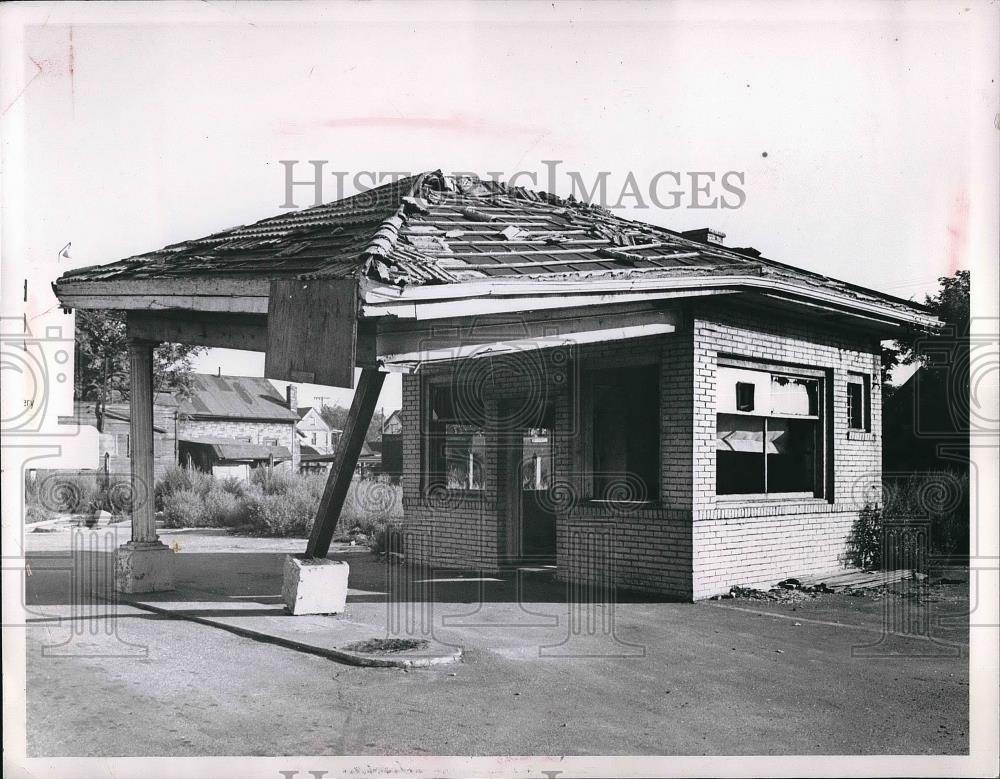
[398,301,884,601]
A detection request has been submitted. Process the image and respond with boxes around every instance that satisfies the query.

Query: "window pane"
[717,367,769,415]
[847,382,863,429]
[770,376,818,416]
[444,426,485,490]
[766,418,817,493]
[428,386,487,490]
[716,414,765,494]
[521,429,552,491]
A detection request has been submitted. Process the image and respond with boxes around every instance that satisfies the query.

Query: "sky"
[6,1,998,414]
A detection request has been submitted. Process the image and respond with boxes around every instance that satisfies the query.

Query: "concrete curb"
[112,596,463,668]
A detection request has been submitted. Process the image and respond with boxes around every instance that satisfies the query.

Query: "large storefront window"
[716,365,823,497]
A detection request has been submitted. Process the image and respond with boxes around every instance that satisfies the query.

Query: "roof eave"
[359,275,940,331]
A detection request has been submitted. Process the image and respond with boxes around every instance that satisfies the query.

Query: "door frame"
[499,398,556,564]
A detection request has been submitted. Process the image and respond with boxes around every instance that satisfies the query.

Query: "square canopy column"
[114,337,174,593]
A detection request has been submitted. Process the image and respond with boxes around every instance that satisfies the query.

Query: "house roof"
[301,439,376,463]
[296,406,340,431]
[53,171,938,330]
[178,374,298,421]
[179,436,291,462]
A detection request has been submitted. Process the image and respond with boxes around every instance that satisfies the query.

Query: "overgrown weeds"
[847,470,968,570]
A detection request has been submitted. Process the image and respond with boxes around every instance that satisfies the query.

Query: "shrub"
[156,464,192,506]
[97,474,134,519]
[242,491,317,537]
[847,503,883,570]
[847,469,969,570]
[155,465,213,508]
[369,521,404,556]
[28,472,102,514]
[202,486,245,527]
[150,469,403,539]
[217,477,247,499]
[250,467,298,496]
[161,489,206,528]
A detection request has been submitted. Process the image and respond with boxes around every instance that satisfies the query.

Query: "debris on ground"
[341,638,429,654]
[710,567,970,605]
[711,585,814,603]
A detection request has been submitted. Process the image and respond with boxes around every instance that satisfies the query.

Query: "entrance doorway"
[518,428,556,562]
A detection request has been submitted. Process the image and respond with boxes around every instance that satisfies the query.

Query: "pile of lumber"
[779,568,915,593]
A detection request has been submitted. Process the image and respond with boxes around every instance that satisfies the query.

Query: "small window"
[847,373,870,431]
[588,364,659,501]
[735,382,755,412]
[311,432,317,445]
[263,437,279,447]
[426,385,487,491]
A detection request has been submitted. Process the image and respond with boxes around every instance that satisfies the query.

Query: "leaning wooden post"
[114,335,174,593]
[306,368,386,559]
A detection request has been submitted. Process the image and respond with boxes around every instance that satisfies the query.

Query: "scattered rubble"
[711,585,815,603]
[714,570,968,605]
[341,638,429,655]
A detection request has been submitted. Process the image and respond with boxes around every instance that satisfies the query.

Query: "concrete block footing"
[114,541,175,594]
[282,555,349,615]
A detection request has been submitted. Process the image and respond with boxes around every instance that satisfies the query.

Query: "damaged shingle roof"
[178,374,298,421]
[55,170,929,318]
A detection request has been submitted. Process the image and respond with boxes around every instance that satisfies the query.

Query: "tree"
[881,270,970,396]
[318,402,385,443]
[74,310,207,431]
[318,403,349,432]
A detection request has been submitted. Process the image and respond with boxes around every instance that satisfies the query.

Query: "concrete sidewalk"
[117,586,462,668]
[24,528,970,755]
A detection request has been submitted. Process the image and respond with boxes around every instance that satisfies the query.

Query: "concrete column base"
[114,541,175,594]
[282,555,349,615]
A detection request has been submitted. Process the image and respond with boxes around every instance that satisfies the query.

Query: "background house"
[61,392,179,479]
[296,406,339,454]
[177,374,299,478]
[300,438,380,478]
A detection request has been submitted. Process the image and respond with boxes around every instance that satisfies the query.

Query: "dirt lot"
[21,527,969,756]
